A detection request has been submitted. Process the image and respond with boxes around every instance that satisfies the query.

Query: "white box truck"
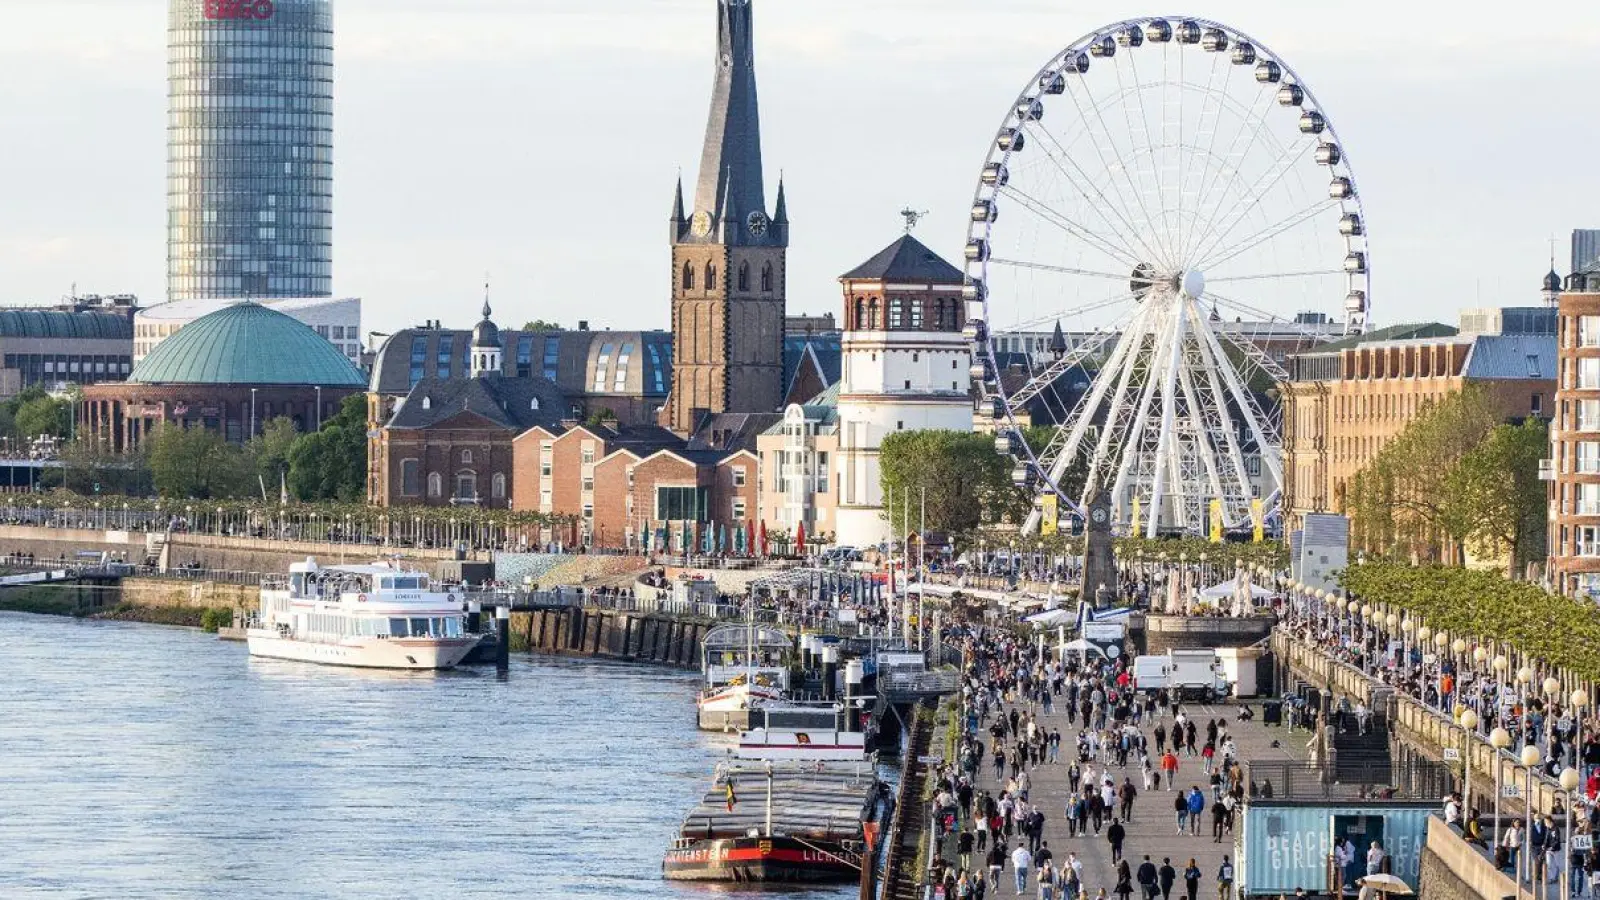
[1132,649,1230,702]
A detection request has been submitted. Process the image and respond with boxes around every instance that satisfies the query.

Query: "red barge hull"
[663,836,860,883]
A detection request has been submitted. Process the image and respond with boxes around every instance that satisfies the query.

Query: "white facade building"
[832,235,973,548]
[135,296,362,364]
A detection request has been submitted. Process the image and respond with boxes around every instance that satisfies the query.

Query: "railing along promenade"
[1274,627,1582,859]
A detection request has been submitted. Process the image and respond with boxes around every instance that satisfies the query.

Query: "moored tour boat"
[246,558,481,670]
[696,623,794,731]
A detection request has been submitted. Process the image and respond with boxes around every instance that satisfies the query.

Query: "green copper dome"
[129,302,365,387]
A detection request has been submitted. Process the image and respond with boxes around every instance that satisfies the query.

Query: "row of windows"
[169,23,331,42]
[169,44,332,63]
[171,258,330,277]
[168,190,328,212]
[4,354,132,385]
[397,460,507,502]
[170,61,332,80]
[169,275,329,297]
[170,95,332,117]
[170,211,324,230]
[851,296,960,331]
[171,119,332,140]
[172,225,330,244]
[680,260,776,293]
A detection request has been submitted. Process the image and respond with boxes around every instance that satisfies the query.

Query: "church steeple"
[662,0,787,434]
[682,0,779,248]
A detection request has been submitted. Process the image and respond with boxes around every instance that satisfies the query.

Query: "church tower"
[663,0,788,435]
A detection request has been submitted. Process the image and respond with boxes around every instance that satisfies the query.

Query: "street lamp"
[1562,766,1582,900]
[315,386,323,430]
[1490,726,1512,851]
[1519,744,1542,888]
[1460,708,1479,816]
[250,387,258,440]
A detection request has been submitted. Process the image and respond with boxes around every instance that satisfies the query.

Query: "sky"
[2,0,1599,340]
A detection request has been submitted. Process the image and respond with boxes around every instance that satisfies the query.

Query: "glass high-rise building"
[167,0,333,300]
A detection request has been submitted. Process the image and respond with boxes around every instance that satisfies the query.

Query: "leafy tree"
[147,425,250,499]
[248,417,300,496]
[287,395,366,502]
[55,443,152,496]
[1343,385,1502,564]
[14,392,71,440]
[519,320,562,332]
[879,430,1013,539]
[1444,417,1548,576]
[585,406,618,428]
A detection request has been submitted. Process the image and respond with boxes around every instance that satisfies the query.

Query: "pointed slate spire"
[773,173,788,224]
[671,174,685,223]
[1049,320,1067,360]
[692,0,766,242]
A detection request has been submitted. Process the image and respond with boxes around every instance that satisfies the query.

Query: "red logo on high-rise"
[204,0,275,20]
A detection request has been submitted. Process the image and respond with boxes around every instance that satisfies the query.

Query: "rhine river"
[0,613,854,899]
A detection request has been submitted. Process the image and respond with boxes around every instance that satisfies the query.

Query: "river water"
[0,613,856,900]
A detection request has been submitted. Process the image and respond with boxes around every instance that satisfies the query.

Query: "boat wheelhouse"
[697,623,794,731]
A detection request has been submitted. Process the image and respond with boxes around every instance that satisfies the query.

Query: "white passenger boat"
[246,558,481,670]
[697,622,794,731]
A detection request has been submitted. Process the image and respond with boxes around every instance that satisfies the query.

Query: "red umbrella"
[795,521,807,557]
[757,520,768,558]
[745,519,755,558]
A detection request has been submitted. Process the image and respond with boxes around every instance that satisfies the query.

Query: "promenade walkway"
[934,684,1314,898]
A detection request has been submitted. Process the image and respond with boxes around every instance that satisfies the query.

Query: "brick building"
[1282,309,1556,542]
[1550,267,1600,595]
[369,304,565,508]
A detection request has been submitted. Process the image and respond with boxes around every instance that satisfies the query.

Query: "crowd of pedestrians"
[922,625,1248,900]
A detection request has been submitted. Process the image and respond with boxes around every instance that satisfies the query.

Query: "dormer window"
[530,398,540,411]
[421,396,432,410]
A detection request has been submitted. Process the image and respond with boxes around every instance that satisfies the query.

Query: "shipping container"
[1238,803,1433,896]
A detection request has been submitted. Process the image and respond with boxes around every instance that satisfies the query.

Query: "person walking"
[1174,792,1189,834]
[1120,777,1139,822]
[1159,858,1177,900]
[988,842,1008,893]
[1114,859,1135,900]
[1137,855,1160,900]
[1216,856,1235,900]
[1211,797,1227,843]
[1183,859,1202,900]
[1013,842,1034,895]
[1186,787,1205,836]
[1107,818,1127,864]
[960,827,976,870]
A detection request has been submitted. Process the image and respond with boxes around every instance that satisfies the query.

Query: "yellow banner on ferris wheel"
[1250,498,1265,543]
[1209,499,1224,543]
[1040,494,1058,536]
[1130,495,1142,536]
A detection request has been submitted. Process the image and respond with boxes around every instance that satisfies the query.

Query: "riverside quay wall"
[508,606,710,669]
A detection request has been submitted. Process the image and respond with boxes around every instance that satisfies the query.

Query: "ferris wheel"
[963,16,1369,538]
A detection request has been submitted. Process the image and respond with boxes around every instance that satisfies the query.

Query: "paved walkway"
[949,699,1311,898]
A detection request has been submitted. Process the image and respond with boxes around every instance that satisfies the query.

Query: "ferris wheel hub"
[1180,268,1206,300]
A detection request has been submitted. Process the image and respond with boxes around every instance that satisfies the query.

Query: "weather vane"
[899,207,929,233]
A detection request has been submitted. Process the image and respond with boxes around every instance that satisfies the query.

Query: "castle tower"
[834,232,973,548]
[662,0,788,435]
